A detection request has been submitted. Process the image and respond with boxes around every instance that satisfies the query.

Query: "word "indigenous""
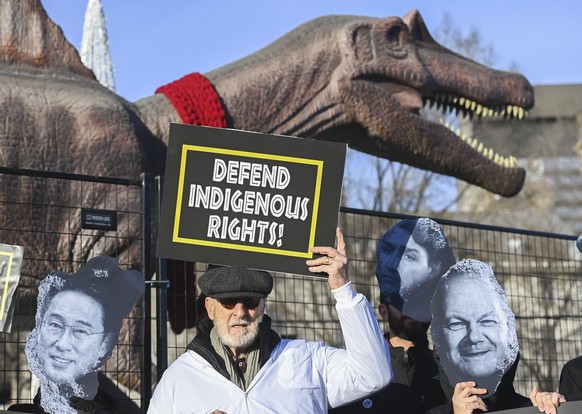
[188,186,309,221]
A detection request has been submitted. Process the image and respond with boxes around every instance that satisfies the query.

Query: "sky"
[41,0,582,103]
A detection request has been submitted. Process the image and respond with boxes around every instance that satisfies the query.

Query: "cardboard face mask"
[25,256,144,414]
[375,218,456,323]
[430,259,519,398]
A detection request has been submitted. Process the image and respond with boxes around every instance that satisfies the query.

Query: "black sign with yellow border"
[156,124,346,276]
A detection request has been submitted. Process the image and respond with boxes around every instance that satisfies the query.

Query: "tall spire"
[80,0,116,91]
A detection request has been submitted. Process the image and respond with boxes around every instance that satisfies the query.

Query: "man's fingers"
[306,227,349,289]
[469,396,488,412]
[530,390,564,414]
[335,227,346,256]
[452,382,489,414]
[529,385,539,401]
[455,381,477,391]
[310,228,346,261]
[454,381,487,397]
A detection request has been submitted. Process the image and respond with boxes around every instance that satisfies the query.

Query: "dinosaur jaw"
[411,116,526,197]
[372,79,524,169]
[347,78,527,197]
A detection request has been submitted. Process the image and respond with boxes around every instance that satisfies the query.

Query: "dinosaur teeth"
[432,93,528,123]
[439,118,519,169]
[433,102,523,168]
[517,107,525,120]
[503,104,527,120]
[448,95,529,122]
[508,105,514,118]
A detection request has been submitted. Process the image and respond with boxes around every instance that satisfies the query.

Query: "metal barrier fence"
[0,168,153,412]
[0,166,580,411]
[162,207,582,400]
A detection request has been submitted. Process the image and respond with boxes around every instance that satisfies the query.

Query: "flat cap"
[198,266,273,299]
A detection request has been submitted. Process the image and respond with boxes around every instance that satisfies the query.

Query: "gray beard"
[217,314,263,350]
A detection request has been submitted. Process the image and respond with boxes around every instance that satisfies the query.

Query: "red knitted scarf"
[155,72,227,128]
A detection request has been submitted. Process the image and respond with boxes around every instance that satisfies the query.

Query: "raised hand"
[307,227,349,290]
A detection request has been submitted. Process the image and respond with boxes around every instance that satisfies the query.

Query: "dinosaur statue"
[139,12,533,197]
[0,0,534,404]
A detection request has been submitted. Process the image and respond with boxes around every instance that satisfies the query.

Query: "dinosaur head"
[339,10,534,197]
[200,10,533,197]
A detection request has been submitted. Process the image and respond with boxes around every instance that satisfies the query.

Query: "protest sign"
[0,243,24,332]
[157,124,346,276]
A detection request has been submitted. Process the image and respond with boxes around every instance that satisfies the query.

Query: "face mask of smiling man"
[26,256,144,414]
[430,259,518,398]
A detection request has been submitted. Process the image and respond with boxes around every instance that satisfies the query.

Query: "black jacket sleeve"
[560,356,582,402]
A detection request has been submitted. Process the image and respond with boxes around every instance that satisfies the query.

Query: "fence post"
[155,176,169,380]
[141,173,153,411]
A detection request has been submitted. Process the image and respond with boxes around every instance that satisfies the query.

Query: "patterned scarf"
[210,327,261,391]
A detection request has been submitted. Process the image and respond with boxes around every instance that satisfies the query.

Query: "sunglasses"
[218,297,262,310]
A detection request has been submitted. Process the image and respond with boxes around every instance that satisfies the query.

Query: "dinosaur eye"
[386,26,403,49]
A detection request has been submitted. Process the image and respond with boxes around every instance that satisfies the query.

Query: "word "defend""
[213,159,290,189]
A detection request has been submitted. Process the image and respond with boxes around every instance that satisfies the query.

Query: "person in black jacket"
[330,218,455,414]
[560,355,582,402]
[329,295,447,414]
[558,234,582,402]
[430,352,528,414]
[429,352,565,414]
[429,259,565,414]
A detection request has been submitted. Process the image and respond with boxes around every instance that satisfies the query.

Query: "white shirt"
[147,282,392,414]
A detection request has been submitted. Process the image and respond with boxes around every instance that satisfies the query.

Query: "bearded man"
[148,228,392,414]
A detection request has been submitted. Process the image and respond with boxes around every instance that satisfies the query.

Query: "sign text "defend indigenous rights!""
[157,125,346,276]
